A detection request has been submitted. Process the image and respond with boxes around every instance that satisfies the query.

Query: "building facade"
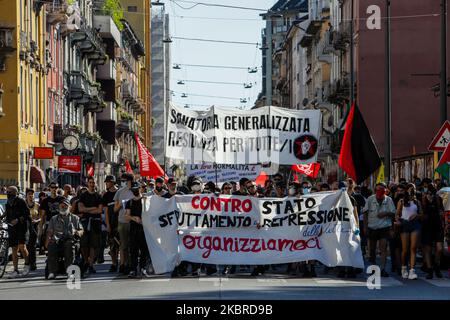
[151,5,170,168]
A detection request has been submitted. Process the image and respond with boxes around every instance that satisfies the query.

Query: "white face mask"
[60,208,69,216]
[191,184,202,192]
[288,188,297,196]
[303,188,311,195]
[121,181,127,188]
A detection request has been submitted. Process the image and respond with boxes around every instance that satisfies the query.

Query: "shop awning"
[30,165,46,184]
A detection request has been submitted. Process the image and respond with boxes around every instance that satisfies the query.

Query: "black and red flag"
[338,103,381,184]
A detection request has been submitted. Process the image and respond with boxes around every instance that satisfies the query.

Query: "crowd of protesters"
[1,174,449,280]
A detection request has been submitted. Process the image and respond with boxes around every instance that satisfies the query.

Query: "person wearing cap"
[5,186,31,278]
[163,178,184,198]
[113,173,135,274]
[102,175,119,272]
[46,197,84,280]
[39,182,65,249]
[125,182,150,278]
[363,182,396,278]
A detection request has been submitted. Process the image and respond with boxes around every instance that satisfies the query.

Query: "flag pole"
[384,0,392,184]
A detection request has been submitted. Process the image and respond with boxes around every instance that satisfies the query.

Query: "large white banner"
[165,104,322,165]
[185,163,262,185]
[142,191,364,274]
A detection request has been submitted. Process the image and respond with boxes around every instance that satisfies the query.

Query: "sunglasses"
[50,186,57,189]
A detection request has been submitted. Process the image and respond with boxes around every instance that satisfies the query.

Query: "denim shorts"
[400,219,421,233]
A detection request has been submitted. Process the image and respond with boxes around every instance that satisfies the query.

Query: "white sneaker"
[401,266,409,279]
[21,265,30,276]
[47,273,56,280]
[141,268,151,278]
[408,269,418,280]
[8,270,19,279]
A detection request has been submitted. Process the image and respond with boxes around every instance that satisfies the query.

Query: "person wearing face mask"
[5,186,31,278]
[102,175,119,272]
[421,184,444,279]
[125,183,150,278]
[301,181,312,196]
[46,198,83,280]
[113,173,135,275]
[396,183,423,280]
[363,183,396,278]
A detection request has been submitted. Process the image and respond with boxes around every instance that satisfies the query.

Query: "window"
[128,6,138,12]
[20,66,24,126]
[30,73,33,128]
[35,77,39,130]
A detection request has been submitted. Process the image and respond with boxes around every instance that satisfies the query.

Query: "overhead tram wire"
[171,36,259,46]
[173,63,259,70]
[169,0,267,12]
[170,90,243,101]
[178,79,249,86]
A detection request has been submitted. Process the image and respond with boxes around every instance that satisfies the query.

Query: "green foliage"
[103,0,124,31]
[68,0,76,5]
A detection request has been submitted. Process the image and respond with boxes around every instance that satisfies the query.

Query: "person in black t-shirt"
[78,177,103,274]
[39,182,64,249]
[5,186,31,278]
[102,175,119,272]
[125,183,150,278]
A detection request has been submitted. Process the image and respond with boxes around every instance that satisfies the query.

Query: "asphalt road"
[0,254,449,300]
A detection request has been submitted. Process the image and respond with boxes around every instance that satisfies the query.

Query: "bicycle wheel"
[0,239,8,278]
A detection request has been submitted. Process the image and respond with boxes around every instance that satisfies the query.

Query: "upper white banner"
[165,104,322,165]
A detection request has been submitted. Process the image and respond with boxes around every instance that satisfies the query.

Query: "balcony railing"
[47,2,68,25]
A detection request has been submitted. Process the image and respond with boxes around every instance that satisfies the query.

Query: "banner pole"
[214,162,218,186]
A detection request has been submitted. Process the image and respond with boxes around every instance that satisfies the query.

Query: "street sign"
[428,120,450,151]
[33,147,54,159]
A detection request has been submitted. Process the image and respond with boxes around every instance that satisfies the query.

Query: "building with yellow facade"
[0,0,47,190]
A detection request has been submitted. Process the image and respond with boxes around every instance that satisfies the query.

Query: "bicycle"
[0,215,10,278]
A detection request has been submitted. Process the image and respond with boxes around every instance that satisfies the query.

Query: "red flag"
[86,163,95,177]
[135,134,165,178]
[291,163,321,178]
[255,171,268,187]
[125,160,133,174]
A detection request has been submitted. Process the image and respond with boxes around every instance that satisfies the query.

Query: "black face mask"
[156,186,163,192]
[132,190,140,197]
[7,194,16,202]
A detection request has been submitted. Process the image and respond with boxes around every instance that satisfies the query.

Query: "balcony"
[327,77,350,105]
[69,70,89,101]
[117,119,132,134]
[97,59,116,80]
[46,2,68,25]
[84,83,107,114]
[60,2,81,36]
[93,15,121,47]
[131,98,146,114]
[332,22,351,52]
[305,20,322,36]
[72,27,107,65]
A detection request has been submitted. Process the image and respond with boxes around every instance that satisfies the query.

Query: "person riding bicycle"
[46,198,84,280]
